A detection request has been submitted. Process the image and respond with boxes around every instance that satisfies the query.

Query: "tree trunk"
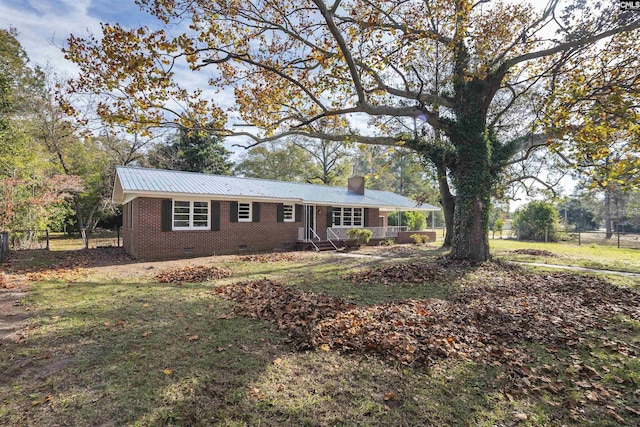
[435,162,455,248]
[448,123,492,261]
[450,182,491,261]
[72,194,89,249]
[604,188,612,239]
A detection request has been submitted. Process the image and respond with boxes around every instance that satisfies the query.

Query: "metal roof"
[113,166,440,211]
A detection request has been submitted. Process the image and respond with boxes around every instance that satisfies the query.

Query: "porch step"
[296,240,343,252]
[314,240,338,252]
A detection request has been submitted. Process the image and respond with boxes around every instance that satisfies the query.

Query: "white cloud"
[0,0,104,76]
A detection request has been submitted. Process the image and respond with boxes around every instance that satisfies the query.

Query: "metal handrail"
[309,227,321,241]
[326,228,339,250]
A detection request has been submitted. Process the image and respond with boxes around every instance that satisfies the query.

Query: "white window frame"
[331,207,364,227]
[283,204,294,222]
[238,202,252,222]
[172,200,210,231]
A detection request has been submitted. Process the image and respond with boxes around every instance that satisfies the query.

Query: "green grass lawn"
[1,247,638,426]
[489,239,640,274]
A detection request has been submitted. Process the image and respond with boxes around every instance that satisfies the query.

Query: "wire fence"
[559,230,640,249]
[1,228,121,253]
[432,227,640,250]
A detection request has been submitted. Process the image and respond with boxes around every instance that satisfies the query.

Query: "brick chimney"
[348,176,365,195]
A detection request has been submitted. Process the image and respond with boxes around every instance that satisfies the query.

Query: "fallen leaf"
[163,369,173,375]
[514,412,528,420]
[607,409,624,423]
[383,391,397,401]
[585,391,599,402]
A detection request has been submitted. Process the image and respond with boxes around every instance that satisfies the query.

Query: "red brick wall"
[122,199,391,259]
[126,197,302,260]
[396,231,436,243]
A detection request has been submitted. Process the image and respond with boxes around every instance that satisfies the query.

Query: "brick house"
[112,166,439,259]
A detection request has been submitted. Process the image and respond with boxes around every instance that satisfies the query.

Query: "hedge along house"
[112,166,440,259]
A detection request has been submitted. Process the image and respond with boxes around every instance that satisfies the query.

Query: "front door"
[304,205,316,240]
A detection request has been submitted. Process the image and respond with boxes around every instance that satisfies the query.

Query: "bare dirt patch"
[0,272,30,344]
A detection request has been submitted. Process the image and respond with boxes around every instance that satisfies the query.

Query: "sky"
[0,0,256,159]
[0,0,151,75]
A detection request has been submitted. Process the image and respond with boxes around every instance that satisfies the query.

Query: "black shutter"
[252,202,260,222]
[326,206,333,227]
[364,208,370,227]
[277,203,284,222]
[211,201,220,231]
[161,199,172,231]
[295,204,303,222]
[230,201,238,222]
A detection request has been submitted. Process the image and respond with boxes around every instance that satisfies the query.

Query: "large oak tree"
[64,0,640,260]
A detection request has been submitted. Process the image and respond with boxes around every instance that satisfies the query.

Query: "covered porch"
[297,225,408,242]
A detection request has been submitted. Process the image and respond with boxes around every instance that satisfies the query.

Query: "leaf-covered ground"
[238,253,314,263]
[1,244,638,426]
[218,262,640,424]
[154,265,232,284]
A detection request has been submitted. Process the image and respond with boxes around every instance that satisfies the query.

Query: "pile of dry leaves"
[217,272,639,366]
[216,279,355,341]
[341,262,447,285]
[512,248,558,257]
[238,253,310,263]
[154,265,232,284]
[25,268,86,282]
[0,272,8,288]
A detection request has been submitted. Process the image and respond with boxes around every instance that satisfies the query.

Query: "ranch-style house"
[112,166,439,259]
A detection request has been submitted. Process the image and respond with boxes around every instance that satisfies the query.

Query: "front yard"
[0,243,638,426]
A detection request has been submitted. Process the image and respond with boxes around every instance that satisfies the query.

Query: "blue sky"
[0,0,248,154]
[0,0,157,75]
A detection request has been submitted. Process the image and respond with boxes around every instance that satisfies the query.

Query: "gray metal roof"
[113,166,439,211]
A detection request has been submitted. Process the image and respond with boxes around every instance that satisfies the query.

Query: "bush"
[346,228,373,247]
[512,201,560,241]
[379,238,395,246]
[493,218,504,238]
[410,233,427,244]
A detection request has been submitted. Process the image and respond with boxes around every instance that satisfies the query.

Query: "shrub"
[410,233,427,244]
[493,218,504,238]
[346,228,373,247]
[379,238,395,246]
[512,201,560,241]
